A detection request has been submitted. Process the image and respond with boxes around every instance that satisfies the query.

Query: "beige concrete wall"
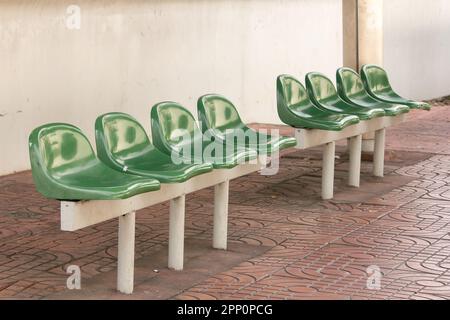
[342,0,384,152]
[342,0,358,70]
[384,0,450,100]
[0,0,343,175]
[342,0,383,70]
[358,0,383,67]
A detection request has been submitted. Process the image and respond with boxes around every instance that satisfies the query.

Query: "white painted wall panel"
[384,0,450,100]
[0,0,343,175]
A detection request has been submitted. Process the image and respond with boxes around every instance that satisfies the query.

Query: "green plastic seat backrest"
[29,123,99,197]
[95,112,154,169]
[306,72,341,102]
[360,64,394,95]
[151,101,202,156]
[197,94,247,134]
[336,67,374,101]
[276,74,321,122]
[305,72,345,112]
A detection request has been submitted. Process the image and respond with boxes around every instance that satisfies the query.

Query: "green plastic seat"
[305,72,386,120]
[360,64,431,110]
[29,123,160,200]
[151,101,257,169]
[276,74,360,131]
[95,112,213,184]
[197,94,297,155]
[337,67,410,116]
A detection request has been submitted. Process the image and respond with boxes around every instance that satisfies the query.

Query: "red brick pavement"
[1,101,450,299]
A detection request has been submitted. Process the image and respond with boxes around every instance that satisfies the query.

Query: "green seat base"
[183,142,258,169]
[52,162,160,200]
[121,160,213,183]
[373,95,431,111]
[296,113,360,131]
[347,107,386,121]
[245,133,297,155]
[383,104,410,116]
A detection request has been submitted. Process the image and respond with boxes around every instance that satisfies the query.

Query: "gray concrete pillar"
[343,0,384,152]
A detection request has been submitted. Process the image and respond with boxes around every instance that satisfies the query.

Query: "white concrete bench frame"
[294,114,407,200]
[60,161,264,294]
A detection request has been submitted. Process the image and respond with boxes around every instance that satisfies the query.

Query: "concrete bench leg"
[168,195,186,271]
[213,180,229,250]
[373,128,386,177]
[117,211,136,294]
[348,134,362,187]
[322,141,335,200]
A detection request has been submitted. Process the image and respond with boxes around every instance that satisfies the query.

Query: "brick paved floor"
[1,100,450,300]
